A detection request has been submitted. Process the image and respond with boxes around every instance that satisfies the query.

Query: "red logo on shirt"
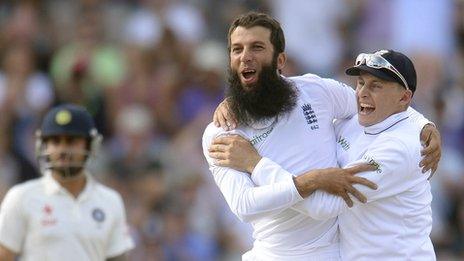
[43,204,53,215]
[41,204,57,227]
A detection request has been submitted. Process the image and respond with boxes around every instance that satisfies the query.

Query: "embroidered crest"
[92,208,106,223]
[301,103,319,130]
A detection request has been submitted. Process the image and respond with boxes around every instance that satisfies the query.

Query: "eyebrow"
[231,41,266,46]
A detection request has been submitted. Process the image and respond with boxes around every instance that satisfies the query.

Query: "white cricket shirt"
[251,111,435,260]
[203,74,358,260]
[334,111,434,260]
[0,172,134,261]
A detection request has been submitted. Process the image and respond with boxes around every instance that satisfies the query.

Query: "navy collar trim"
[364,116,409,135]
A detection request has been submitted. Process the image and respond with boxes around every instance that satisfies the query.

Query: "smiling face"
[356,72,412,126]
[229,26,285,88]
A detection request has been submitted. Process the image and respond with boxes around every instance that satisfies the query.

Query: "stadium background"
[0,0,462,260]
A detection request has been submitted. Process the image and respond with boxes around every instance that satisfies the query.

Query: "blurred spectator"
[352,0,391,53]
[127,165,167,260]
[50,6,126,135]
[0,43,54,161]
[105,104,167,180]
[162,0,207,46]
[177,41,226,124]
[162,197,218,261]
[123,5,162,50]
[0,1,41,47]
[0,119,39,200]
[105,46,159,135]
[269,0,350,76]
[391,0,455,121]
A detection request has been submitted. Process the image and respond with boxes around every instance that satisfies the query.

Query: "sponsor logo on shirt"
[363,155,382,173]
[301,103,319,130]
[337,136,350,151]
[41,204,57,227]
[250,126,274,146]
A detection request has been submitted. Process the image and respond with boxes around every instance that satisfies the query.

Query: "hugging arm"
[203,128,304,223]
[209,135,377,213]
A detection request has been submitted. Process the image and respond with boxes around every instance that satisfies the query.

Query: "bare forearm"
[107,253,128,261]
[292,165,377,207]
[0,244,16,261]
[293,172,320,198]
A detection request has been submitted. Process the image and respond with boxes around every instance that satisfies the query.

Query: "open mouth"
[241,69,257,84]
[359,103,375,115]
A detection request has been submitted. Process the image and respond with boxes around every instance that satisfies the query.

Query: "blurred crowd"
[0,0,463,260]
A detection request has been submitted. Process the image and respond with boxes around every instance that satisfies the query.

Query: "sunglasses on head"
[355,51,410,91]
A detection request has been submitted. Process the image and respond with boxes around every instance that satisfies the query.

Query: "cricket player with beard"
[0,104,134,261]
[210,50,437,260]
[202,12,441,260]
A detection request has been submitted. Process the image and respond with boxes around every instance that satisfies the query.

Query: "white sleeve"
[0,186,27,253]
[300,136,418,220]
[106,193,135,258]
[251,157,295,185]
[320,78,357,120]
[252,157,326,216]
[202,125,303,223]
[406,106,432,130]
[253,137,418,220]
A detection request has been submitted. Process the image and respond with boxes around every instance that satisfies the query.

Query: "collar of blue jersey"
[363,110,409,135]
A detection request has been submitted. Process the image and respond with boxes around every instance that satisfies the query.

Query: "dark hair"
[227,12,285,55]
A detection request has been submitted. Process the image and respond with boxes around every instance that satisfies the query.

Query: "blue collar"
[363,111,409,135]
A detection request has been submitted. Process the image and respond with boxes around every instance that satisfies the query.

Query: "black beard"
[53,167,84,178]
[226,62,297,126]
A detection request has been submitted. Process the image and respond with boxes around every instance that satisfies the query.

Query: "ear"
[276,52,286,71]
[399,89,413,106]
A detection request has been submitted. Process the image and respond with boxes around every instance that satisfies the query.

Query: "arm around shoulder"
[406,106,431,128]
[291,136,413,220]
[320,78,357,120]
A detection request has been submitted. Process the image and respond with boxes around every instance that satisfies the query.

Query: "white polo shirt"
[0,172,134,261]
[251,111,434,260]
[203,73,358,260]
